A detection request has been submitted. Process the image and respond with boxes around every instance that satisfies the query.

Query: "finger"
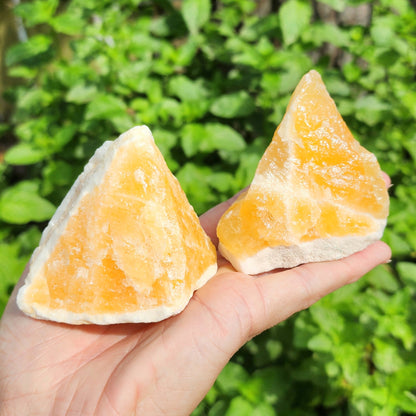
[382,171,391,188]
[249,241,391,337]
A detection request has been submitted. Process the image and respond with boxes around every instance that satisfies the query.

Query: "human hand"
[0,183,391,416]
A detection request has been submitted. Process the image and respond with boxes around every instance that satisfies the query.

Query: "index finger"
[248,240,391,337]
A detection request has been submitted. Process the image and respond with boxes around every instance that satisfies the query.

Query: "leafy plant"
[1,0,416,414]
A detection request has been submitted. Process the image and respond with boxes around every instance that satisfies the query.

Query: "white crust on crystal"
[219,219,386,275]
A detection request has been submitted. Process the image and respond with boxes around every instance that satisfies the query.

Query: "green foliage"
[1,0,416,414]
[0,181,56,224]
[279,0,312,46]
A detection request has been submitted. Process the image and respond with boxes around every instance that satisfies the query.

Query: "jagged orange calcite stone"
[18,126,217,324]
[217,70,389,274]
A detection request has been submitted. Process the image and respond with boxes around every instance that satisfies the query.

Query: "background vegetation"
[1,0,415,414]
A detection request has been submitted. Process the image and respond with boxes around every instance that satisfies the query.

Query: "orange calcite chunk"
[18,126,217,324]
[217,70,389,274]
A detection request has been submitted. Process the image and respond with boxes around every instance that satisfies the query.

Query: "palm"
[0,198,391,416]
[0,265,261,415]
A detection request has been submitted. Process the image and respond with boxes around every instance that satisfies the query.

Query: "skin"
[0,182,391,416]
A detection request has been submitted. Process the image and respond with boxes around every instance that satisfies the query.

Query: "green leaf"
[17,89,53,112]
[207,172,234,193]
[0,181,56,224]
[252,402,276,416]
[302,23,350,48]
[334,343,367,385]
[225,397,253,416]
[371,16,396,47]
[119,62,152,91]
[0,243,23,283]
[176,163,216,214]
[66,83,98,104]
[210,91,255,118]
[181,124,207,157]
[203,123,246,152]
[235,152,261,189]
[307,333,333,352]
[383,229,411,257]
[293,312,318,348]
[169,76,209,102]
[365,264,399,292]
[342,62,362,82]
[403,138,416,164]
[310,304,343,335]
[175,37,200,66]
[325,361,340,378]
[279,0,312,46]
[51,10,85,35]
[181,123,246,156]
[353,385,390,408]
[383,289,412,316]
[153,128,177,155]
[238,376,263,404]
[240,14,280,41]
[373,339,404,374]
[5,35,53,66]
[4,143,46,165]
[85,94,127,120]
[354,95,390,126]
[216,362,249,393]
[402,91,416,119]
[181,100,210,122]
[14,0,59,27]
[181,0,211,35]
[0,123,9,136]
[391,364,416,392]
[401,391,416,413]
[0,243,29,314]
[325,76,351,97]
[16,226,42,255]
[7,65,37,79]
[111,114,134,134]
[390,316,414,351]
[397,262,416,286]
[43,160,77,187]
[52,124,78,150]
[225,38,260,68]
[156,98,183,124]
[265,338,283,361]
[206,401,228,416]
[250,366,290,404]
